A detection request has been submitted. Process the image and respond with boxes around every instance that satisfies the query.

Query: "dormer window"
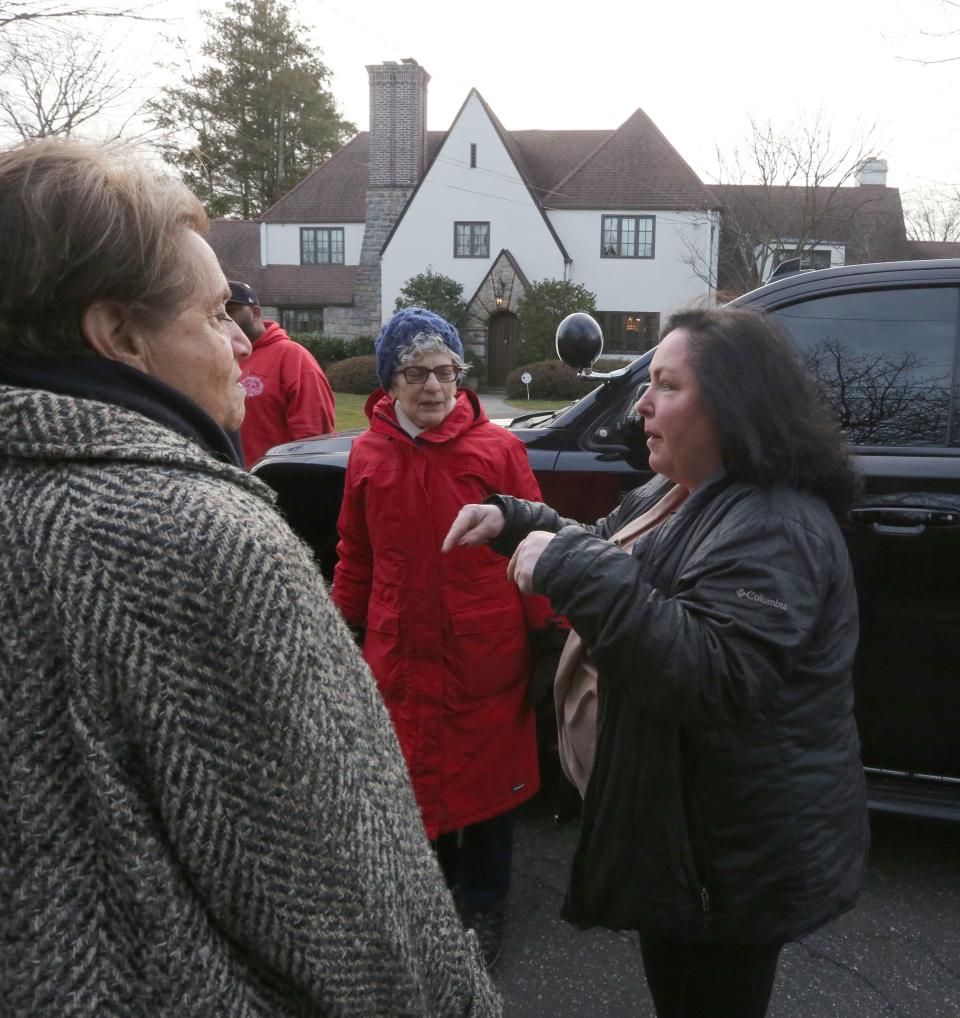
[300,227,344,265]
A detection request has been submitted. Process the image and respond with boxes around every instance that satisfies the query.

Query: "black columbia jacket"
[492,474,869,943]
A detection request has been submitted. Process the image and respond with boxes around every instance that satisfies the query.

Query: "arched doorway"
[487,312,520,388]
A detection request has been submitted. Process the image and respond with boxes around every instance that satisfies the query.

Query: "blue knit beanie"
[375,306,464,390]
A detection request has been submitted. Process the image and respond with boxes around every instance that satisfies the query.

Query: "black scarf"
[0,357,243,467]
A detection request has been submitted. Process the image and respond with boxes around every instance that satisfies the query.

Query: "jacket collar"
[364,387,488,445]
[251,321,288,350]
[0,383,271,502]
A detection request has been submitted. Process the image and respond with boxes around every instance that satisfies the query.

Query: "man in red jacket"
[226,280,336,467]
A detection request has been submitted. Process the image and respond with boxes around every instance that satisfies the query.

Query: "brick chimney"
[346,59,430,337]
[367,58,430,186]
[855,157,888,187]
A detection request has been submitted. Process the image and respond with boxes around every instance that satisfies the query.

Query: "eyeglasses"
[396,364,463,384]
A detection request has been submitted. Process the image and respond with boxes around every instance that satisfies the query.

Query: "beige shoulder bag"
[551,484,688,797]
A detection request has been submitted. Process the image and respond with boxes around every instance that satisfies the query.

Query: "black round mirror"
[556,312,603,370]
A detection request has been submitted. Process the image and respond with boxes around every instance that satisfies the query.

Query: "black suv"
[253,258,960,822]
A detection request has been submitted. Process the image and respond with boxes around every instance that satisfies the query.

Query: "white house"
[209,58,721,386]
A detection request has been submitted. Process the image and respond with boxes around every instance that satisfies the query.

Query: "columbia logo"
[737,588,789,611]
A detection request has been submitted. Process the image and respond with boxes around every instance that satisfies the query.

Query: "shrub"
[463,349,486,391]
[292,334,376,368]
[394,268,469,329]
[516,279,598,363]
[505,358,635,400]
[326,355,380,395]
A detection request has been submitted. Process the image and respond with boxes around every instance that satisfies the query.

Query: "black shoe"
[462,906,504,971]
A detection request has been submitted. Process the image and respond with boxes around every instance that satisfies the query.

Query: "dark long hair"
[662,307,861,514]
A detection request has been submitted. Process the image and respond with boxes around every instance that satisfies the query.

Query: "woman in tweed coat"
[0,138,498,1018]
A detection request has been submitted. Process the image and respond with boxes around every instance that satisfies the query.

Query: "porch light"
[493,273,507,308]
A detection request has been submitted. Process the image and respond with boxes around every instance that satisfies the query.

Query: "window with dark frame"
[279,308,325,335]
[454,221,490,258]
[601,215,655,258]
[773,247,833,271]
[470,143,477,168]
[300,227,345,265]
[596,311,660,354]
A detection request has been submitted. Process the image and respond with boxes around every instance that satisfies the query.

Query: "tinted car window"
[773,287,960,447]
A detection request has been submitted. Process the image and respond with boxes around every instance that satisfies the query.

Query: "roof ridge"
[542,125,617,201]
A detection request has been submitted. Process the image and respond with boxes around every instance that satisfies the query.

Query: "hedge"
[291,334,376,368]
[325,355,380,395]
[505,358,635,400]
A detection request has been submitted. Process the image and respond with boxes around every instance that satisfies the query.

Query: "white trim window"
[601,215,655,258]
[301,227,345,265]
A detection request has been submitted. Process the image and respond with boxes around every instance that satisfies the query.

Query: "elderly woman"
[0,139,498,1018]
[444,307,870,1018]
[332,307,553,970]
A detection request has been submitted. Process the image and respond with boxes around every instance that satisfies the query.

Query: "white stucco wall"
[380,93,567,318]
[548,208,718,315]
[263,222,365,265]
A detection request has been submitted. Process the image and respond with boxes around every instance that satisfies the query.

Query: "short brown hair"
[0,138,207,358]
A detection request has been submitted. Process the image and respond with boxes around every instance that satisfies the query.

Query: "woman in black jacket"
[443,307,870,1018]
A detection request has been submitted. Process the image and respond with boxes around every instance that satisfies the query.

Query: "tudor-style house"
[209,59,721,386]
[209,58,953,386]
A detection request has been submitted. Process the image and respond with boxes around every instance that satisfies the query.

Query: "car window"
[773,286,960,447]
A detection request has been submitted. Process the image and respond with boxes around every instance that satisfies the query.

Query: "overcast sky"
[84,0,960,194]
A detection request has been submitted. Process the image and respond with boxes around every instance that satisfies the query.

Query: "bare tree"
[903,185,960,242]
[802,337,951,446]
[683,112,889,299]
[0,32,145,140]
[0,1,146,31]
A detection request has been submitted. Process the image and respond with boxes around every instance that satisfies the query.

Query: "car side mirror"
[556,312,633,383]
[556,312,603,370]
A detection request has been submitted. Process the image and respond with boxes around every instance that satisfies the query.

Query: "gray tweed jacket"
[0,384,500,1017]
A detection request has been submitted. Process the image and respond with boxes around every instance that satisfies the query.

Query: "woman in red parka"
[332,307,552,970]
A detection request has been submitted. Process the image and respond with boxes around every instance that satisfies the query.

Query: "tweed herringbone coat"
[0,383,499,1017]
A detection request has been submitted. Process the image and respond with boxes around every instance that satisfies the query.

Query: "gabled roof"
[381,89,571,262]
[262,132,446,223]
[261,104,717,227]
[712,184,912,263]
[540,109,719,211]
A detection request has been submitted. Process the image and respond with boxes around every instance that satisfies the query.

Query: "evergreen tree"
[151,0,354,217]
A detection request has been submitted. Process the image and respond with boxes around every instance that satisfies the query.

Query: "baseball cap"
[227,280,259,306]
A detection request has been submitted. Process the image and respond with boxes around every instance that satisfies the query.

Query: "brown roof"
[712,184,912,263]
[539,109,719,210]
[908,239,960,259]
[206,219,261,283]
[206,220,356,306]
[257,265,357,305]
[263,107,717,223]
[262,133,446,223]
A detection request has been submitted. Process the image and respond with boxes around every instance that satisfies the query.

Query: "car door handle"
[849,506,960,536]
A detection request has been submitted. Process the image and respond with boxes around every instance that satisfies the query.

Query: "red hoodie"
[238,322,335,466]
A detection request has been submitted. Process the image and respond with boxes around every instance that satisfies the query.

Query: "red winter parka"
[333,388,552,839]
